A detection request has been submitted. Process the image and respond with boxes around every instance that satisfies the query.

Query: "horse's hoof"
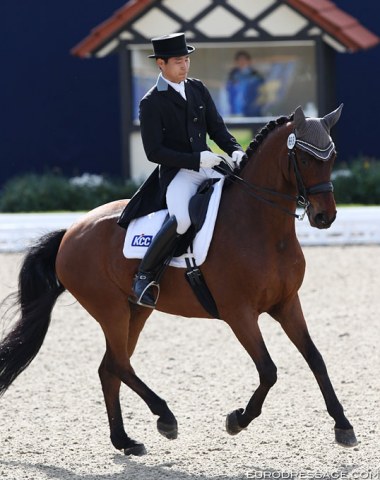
[226,408,245,436]
[123,441,147,456]
[157,417,178,440]
[335,428,358,447]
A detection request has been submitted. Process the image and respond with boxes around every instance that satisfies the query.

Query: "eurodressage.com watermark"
[245,471,379,479]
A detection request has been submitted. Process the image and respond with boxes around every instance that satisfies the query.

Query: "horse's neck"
[245,125,293,194]
[221,124,297,241]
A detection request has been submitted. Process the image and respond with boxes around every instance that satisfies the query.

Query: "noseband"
[215,134,335,220]
[287,133,334,219]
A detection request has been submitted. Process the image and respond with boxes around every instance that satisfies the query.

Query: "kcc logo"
[131,234,153,247]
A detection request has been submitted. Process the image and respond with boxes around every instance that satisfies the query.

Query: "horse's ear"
[294,105,307,135]
[322,103,343,132]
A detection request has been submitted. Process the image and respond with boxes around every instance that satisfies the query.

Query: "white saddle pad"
[123,177,224,268]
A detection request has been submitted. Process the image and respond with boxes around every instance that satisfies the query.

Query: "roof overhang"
[71,0,379,58]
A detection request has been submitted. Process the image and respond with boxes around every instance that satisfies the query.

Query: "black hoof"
[226,408,245,436]
[123,441,147,456]
[335,428,358,447]
[157,417,178,440]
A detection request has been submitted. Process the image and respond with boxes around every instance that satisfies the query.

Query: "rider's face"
[157,55,190,83]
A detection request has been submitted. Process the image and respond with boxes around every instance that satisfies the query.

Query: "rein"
[215,139,334,220]
[215,161,306,219]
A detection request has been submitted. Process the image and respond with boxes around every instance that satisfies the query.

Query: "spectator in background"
[226,50,264,117]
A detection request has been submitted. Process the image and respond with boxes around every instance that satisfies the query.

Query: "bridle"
[215,133,334,221]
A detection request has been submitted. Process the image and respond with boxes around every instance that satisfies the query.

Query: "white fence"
[0,207,379,253]
[0,213,83,253]
[295,206,380,245]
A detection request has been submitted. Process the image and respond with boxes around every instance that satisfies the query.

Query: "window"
[131,41,317,124]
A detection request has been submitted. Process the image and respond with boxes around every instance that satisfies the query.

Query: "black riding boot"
[131,215,180,308]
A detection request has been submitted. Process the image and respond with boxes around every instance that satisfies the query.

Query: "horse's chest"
[276,239,287,253]
[266,240,305,289]
[276,247,305,288]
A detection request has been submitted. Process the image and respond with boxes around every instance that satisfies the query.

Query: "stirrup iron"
[135,279,160,308]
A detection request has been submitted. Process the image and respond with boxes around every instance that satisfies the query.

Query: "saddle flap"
[189,178,219,233]
[123,177,225,269]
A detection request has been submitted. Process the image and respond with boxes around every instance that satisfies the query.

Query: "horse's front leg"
[271,295,357,447]
[225,312,278,435]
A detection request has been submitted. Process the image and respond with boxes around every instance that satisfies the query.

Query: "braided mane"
[238,113,294,172]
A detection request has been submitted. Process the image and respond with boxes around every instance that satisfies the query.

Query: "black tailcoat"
[118,76,242,227]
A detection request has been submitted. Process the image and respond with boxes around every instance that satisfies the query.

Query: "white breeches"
[166,167,224,234]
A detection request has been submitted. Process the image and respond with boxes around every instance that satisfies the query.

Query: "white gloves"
[200,151,222,169]
[199,150,244,170]
[231,150,245,167]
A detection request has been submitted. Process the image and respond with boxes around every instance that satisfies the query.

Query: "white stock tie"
[177,82,186,100]
[164,75,187,100]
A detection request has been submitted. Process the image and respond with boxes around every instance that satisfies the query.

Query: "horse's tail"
[0,229,67,396]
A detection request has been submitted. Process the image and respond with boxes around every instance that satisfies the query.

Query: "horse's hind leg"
[98,302,178,454]
[225,311,278,435]
[271,295,357,447]
[98,353,145,455]
[97,301,149,455]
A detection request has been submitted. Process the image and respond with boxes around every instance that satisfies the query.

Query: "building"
[72,0,379,180]
[0,0,379,187]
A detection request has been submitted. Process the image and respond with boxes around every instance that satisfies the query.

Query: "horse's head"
[291,104,342,229]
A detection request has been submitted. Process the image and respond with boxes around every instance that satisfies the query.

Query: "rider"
[130,32,245,308]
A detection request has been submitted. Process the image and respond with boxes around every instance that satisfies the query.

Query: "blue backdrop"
[334,0,380,163]
[0,0,379,187]
[0,0,122,186]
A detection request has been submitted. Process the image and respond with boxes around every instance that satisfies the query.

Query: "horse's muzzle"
[310,210,337,229]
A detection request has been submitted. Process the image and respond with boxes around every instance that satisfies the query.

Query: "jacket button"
[193,117,198,122]
[189,137,193,142]
[198,133,201,138]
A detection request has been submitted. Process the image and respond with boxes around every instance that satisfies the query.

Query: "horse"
[0,105,357,456]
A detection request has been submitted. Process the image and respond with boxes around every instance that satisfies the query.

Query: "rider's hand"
[200,151,222,169]
[231,150,246,168]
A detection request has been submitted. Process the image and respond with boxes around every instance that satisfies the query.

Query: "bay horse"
[0,106,357,455]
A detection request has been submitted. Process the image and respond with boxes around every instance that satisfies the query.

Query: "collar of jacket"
[155,74,188,107]
[156,74,170,91]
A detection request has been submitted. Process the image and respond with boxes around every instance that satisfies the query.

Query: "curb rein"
[215,132,334,221]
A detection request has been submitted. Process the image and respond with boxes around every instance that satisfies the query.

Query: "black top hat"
[148,33,195,58]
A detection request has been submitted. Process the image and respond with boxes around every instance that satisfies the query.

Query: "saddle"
[122,178,223,318]
[174,178,219,256]
[180,178,221,319]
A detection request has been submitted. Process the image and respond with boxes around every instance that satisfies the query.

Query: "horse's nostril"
[314,212,335,229]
